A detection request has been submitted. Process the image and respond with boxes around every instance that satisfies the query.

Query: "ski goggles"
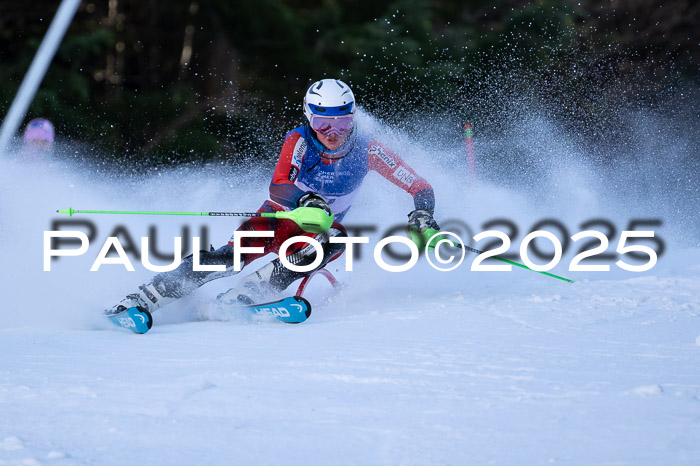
[309,114,354,136]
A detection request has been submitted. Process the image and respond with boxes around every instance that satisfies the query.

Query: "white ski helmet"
[303,79,356,124]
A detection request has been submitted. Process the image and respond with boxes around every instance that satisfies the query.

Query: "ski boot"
[104,279,185,333]
[216,253,304,305]
[104,279,181,316]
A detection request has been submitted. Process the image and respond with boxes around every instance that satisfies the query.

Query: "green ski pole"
[56,206,334,234]
[422,229,574,283]
[464,244,573,283]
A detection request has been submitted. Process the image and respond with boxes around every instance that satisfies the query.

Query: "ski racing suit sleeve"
[269,131,307,209]
[367,141,435,212]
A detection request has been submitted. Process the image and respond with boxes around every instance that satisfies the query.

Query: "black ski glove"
[407,209,448,251]
[407,209,440,232]
[297,192,332,216]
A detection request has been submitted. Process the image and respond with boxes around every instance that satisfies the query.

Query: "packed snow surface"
[1,122,699,465]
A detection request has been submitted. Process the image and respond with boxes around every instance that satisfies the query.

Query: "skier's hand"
[297,192,332,216]
[407,209,454,251]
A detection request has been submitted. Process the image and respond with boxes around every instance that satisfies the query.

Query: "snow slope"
[1,115,699,465]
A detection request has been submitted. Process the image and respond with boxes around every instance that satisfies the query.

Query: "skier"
[106,79,445,318]
[21,118,55,160]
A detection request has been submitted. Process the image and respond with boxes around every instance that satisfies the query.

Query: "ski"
[105,306,153,334]
[105,296,310,333]
[213,290,313,324]
[245,296,312,324]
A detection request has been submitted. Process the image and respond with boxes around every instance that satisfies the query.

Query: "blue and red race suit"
[230,126,435,266]
[269,126,435,219]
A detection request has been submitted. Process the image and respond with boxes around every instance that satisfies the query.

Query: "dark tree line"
[1,0,698,166]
